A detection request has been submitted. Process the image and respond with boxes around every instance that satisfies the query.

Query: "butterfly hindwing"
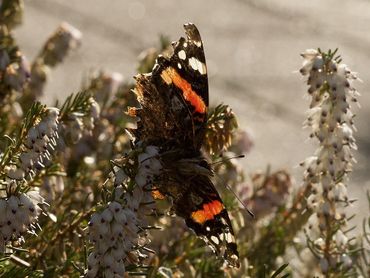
[171,173,240,267]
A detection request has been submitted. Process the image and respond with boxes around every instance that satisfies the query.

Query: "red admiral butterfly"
[131,23,240,268]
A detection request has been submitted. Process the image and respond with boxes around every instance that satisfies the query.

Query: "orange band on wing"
[191,200,224,224]
[161,67,206,114]
[152,189,165,200]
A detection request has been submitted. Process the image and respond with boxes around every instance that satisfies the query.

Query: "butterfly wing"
[170,172,240,268]
[132,23,208,149]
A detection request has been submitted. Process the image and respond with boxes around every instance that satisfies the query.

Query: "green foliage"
[59,90,92,121]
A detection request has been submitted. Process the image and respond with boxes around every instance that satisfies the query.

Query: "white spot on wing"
[211,236,219,245]
[178,50,186,60]
[199,61,207,75]
[189,57,207,75]
[206,226,211,232]
[189,57,198,71]
[183,42,188,47]
[219,232,233,243]
[230,254,239,264]
[225,232,234,243]
[177,62,182,69]
[153,63,159,71]
[194,40,202,47]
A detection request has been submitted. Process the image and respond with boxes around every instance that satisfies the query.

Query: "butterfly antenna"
[225,183,255,219]
[210,154,245,166]
[211,154,254,218]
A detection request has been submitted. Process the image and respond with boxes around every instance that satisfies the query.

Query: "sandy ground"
[14,0,370,227]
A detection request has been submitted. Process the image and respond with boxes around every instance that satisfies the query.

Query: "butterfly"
[130,23,240,268]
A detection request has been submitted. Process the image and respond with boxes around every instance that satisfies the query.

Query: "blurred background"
[14,0,370,220]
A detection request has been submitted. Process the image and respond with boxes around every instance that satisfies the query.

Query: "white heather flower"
[340,254,352,268]
[6,166,25,180]
[87,146,162,277]
[43,23,82,67]
[311,57,324,71]
[334,183,348,202]
[334,230,348,247]
[26,127,39,146]
[135,146,161,188]
[300,49,359,274]
[29,23,82,98]
[113,167,128,187]
[64,113,84,143]
[108,201,121,214]
[307,213,318,230]
[4,56,30,91]
[113,186,125,201]
[41,175,65,204]
[86,253,99,277]
[82,98,101,132]
[124,187,142,211]
[0,191,44,250]
[301,48,319,60]
[101,208,113,223]
[314,238,325,249]
[306,194,320,210]
[134,173,147,188]
[63,98,97,144]
[17,108,60,178]
[300,59,315,75]
[89,98,100,120]
[85,71,124,105]
[87,202,138,278]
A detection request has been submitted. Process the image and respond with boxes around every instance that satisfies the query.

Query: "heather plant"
[299,49,360,277]
[0,1,368,278]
